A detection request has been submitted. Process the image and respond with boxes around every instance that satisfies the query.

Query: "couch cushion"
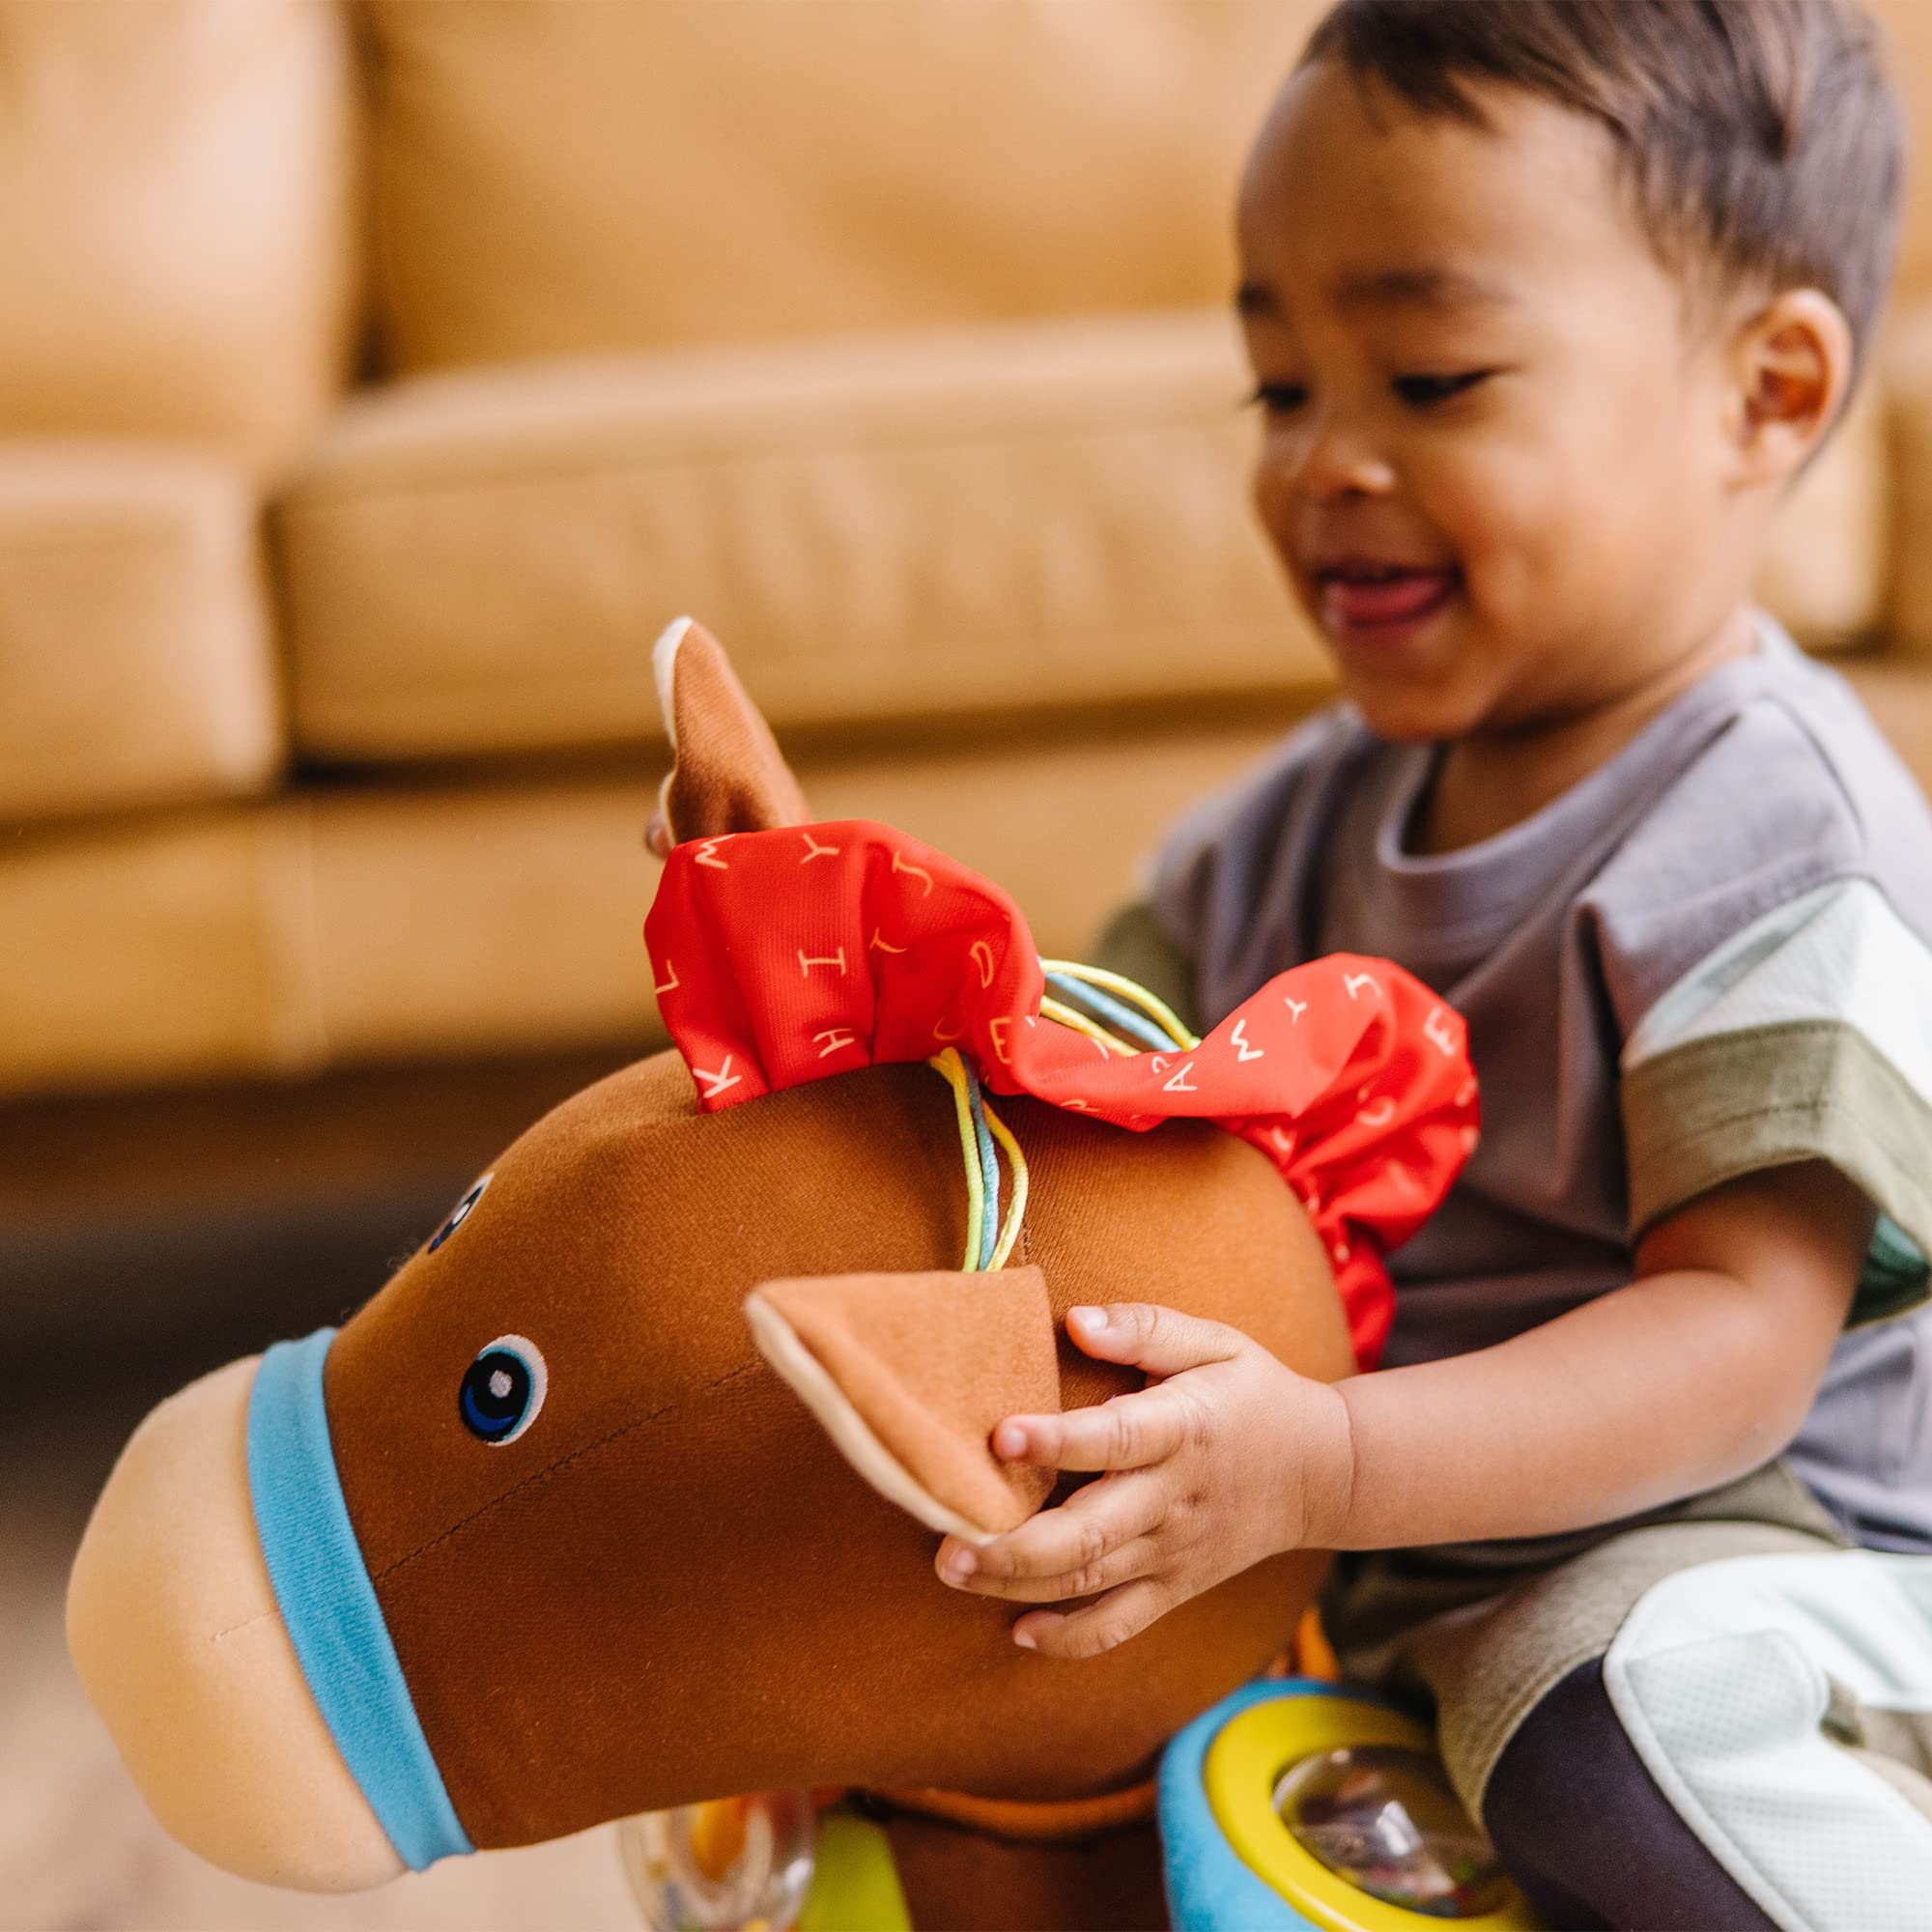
[1840,659,1932,783]
[364,0,1932,362]
[0,808,322,1099]
[0,719,1288,1100]
[1882,305,1932,658]
[311,716,1305,1052]
[0,448,284,825]
[361,0,1319,371]
[279,311,1329,758]
[1755,375,1888,650]
[1865,0,1932,307]
[15,641,1932,1102]
[280,300,1888,762]
[0,0,360,478]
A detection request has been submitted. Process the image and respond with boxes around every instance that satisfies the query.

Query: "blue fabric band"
[247,1328,473,1871]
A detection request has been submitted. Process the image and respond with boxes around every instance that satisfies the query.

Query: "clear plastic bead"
[1274,1744,1510,1918]
[618,1785,815,1924]
[617,1791,817,1932]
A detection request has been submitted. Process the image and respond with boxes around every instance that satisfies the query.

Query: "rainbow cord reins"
[925,961,1200,1274]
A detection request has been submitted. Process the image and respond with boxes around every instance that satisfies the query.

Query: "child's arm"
[935,1161,1873,1659]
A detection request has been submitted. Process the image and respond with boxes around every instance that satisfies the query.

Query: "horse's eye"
[430,1173,492,1253]
[459,1335,547,1445]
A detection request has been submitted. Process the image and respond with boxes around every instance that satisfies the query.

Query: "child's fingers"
[991,1384,1190,1472]
[1009,1578,1174,1660]
[942,1534,1162,1605]
[937,1473,1164,1593]
[1064,1303,1246,1377]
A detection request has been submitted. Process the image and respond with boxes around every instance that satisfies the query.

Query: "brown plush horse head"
[67,623,1397,1914]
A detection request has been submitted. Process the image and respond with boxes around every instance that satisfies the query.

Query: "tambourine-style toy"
[1160,1680,1541,1931]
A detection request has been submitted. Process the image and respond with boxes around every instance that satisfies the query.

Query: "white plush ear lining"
[646,614,810,842]
[650,614,695,842]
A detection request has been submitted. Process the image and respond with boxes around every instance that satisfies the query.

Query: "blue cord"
[1043,971,1176,1052]
[960,1055,1000,1270]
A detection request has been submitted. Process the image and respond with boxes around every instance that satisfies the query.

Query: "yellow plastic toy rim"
[1202,1693,1541,1932]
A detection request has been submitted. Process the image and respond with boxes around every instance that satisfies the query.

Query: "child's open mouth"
[1316,562,1462,639]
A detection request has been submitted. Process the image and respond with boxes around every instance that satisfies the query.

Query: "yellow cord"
[926,1047,1029,1272]
[984,1103,1030,1269]
[1038,959,1200,1049]
[923,958,1179,1272]
[1039,996,1137,1056]
[927,1050,985,1272]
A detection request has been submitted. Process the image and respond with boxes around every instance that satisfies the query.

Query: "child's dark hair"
[1302,0,1905,384]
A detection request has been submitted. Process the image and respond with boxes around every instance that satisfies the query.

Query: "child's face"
[1238,63,1753,742]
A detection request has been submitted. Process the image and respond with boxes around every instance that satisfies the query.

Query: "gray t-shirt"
[1150,618,1932,1550]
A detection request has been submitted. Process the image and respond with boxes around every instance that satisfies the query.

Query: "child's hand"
[934,1303,1353,1659]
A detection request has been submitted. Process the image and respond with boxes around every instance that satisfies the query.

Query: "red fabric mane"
[644,821,1478,1366]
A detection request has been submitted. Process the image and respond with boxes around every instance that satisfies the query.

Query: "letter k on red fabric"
[644,821,1479,1366]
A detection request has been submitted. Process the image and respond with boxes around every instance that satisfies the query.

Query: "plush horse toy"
[68,621,1476,1930]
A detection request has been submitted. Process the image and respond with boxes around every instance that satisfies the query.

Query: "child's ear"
[745,1266,1061,1546]
[648,616,810,851]
[1729,288,1855,484]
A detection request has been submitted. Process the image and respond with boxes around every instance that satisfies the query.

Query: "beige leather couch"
[7,0,1932,1119]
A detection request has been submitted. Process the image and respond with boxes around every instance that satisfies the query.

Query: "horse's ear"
[745,1266,1061,1546]
[648,617,810,853]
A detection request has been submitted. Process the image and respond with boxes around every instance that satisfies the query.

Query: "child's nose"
[1276,413,1397,503]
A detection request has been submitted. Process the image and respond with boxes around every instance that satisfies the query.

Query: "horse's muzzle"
[66,1352,409,1891]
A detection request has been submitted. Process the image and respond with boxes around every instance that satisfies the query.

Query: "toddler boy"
[938,3,1932,1923]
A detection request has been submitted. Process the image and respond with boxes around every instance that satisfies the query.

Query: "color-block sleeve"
[1619,877,1932,1326]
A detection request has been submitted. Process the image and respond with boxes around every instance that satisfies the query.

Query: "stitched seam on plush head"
[209,1607,277,1646]
[372,1359,759,1583]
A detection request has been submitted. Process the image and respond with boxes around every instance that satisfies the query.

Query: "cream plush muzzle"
[65,1354,405,1892]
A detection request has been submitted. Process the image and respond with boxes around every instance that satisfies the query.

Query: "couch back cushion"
[0,0,360,478]
[1870,0,1932,311]
[363,0,1319,371]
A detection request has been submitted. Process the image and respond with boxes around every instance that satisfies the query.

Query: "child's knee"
[1484,1657,1777,1931]
[1484,1551,1932,1931]
[1599,1551,1932,1931]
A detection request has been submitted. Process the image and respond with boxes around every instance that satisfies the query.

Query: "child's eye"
[1393,371,1492,409]
[1247,382,1309,417]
